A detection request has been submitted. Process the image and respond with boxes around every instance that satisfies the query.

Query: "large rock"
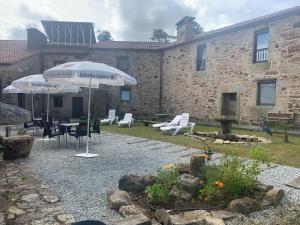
[154,209,170,225]
[0,102,31,125]
[265,188,284,206]
[169,186,192,202]
[189,154,206,176]
[253,180,273,193]
[211,210,237,220]
[119,175,156,193]
[178,173,202,196]
[169,210,225,225]
[2,135,34,159]
[110,213,151,225]
[176,163,190,174]
[228,197,261,215]
[107,190,131,210]
[119,204,146,217]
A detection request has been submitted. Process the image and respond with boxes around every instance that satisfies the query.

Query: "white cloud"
[0,0,299,41]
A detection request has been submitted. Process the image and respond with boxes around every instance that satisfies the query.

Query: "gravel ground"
[24,132,300,224]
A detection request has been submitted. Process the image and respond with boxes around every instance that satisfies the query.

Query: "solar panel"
[41,20,96,46]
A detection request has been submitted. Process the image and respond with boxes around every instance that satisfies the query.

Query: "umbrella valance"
[44,61,137,88]
[12,74,81,93]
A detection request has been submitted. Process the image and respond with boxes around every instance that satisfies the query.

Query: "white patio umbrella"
[10,74,81,121]
[44,61,137,158]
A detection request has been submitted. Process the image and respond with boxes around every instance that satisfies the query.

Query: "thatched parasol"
[0,102,31,125]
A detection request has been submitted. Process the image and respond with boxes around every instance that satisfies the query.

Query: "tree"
[96,30,113,41]
[150,29,176,42]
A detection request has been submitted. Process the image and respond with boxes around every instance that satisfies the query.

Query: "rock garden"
[107,148,285,225]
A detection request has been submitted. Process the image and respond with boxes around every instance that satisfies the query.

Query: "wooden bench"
[266,112,294,123]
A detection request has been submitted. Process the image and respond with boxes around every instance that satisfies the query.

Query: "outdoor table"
[59,122,79,146]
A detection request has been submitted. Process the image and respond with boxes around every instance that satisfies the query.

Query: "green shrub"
[145,163,179,204]
[249,145,273,165]
[199,151,260,200]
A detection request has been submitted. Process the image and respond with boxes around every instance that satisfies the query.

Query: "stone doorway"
[221,93,237,117]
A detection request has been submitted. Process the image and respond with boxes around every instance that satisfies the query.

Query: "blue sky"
[0,0,299,41]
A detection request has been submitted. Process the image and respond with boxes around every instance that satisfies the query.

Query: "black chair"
[69,121,91,149]
[72,220,106,225]
[58,117,71,134]
[90,119,100,135]
[42,121,64,145]
[90,118,101,143]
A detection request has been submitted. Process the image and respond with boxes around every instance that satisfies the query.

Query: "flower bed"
[107,148,284,225]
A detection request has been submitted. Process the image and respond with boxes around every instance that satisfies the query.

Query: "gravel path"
[25,132,300,224]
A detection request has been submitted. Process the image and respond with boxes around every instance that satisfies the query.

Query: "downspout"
[159,50,163,113]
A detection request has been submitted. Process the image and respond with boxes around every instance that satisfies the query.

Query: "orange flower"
[215,181,225,188]
[198,153,209,159]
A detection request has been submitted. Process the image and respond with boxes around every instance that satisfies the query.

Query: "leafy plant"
[145,164,179,204]
[249,145,273,165]
[145,184,169,204]
[198,151,260,200]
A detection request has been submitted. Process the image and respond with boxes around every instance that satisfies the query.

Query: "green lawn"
[102,123,300,168]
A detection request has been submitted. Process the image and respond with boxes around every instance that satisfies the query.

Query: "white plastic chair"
[152,115,182,129]
[100,109,116,125]
[118,113,133,127]
[160,113,194,135]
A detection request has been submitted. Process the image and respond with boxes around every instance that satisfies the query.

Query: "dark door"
[221,93,237,117]
[17,93,25,108]
[72,97,83,118]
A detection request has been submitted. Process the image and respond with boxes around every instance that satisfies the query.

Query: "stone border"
[0,153,75,225]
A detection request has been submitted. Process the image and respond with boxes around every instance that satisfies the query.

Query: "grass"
[102,122,300,168]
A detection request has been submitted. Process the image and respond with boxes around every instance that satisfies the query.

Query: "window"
[254,30,269,63]
[196,44,206,71]
[54,60,66,66]
[120,87,131,102]
[53,96,63,107]
[117,56,129,72]
[257,80,276,106]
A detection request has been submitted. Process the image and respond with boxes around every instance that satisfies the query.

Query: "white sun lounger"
[118,113,133,127]
[160,113,195,135]
[101,109,116,125]
[152,115,182,129]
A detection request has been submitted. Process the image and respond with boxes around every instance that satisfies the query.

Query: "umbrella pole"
[47,88,50,122]
[75,76,98,158]
[31,92,34,120]
[86,76,92,154]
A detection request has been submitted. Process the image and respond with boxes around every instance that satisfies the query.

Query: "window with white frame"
[120,87,131,102]
[257,80,276,106]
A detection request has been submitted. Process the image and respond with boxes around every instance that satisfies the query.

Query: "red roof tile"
[0,40,39,65]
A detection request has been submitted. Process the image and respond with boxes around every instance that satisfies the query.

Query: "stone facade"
[0,8,300,125]
[161,14,300,125]
[0,55,43,114]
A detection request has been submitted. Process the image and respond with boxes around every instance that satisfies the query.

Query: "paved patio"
[13,132,300,224]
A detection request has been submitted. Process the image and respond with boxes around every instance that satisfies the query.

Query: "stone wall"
[89,49,161,117]
[161,15,300,126]
[0,55,43,113]
[42,48,161,118]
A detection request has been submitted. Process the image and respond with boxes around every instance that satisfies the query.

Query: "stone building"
[0,6,300,126]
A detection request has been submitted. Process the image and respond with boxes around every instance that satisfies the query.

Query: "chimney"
[27,28,47,50]
[176,16,202,42]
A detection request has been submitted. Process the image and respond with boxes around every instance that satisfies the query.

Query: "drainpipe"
[159,50,163,113]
